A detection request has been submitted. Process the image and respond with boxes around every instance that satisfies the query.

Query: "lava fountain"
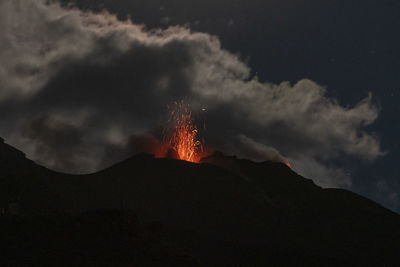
[163,101,204,163]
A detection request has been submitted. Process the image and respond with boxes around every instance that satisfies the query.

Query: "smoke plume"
[0,0,384,187]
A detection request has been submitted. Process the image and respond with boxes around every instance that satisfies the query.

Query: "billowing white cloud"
[0,0,384,188]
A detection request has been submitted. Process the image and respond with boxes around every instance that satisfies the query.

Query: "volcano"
[0,137,399,266]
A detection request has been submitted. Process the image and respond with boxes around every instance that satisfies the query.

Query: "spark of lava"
[163,101,204,163]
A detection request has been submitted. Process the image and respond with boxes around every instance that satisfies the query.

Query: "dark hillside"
[1,139,399,266]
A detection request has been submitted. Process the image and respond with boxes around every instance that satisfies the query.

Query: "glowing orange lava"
[163,101,203,163]
[285,162,292,168]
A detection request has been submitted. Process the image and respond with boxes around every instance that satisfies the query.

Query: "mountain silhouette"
[0,138,399,266]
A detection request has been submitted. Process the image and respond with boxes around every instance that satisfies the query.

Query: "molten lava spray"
[163,101,204,163]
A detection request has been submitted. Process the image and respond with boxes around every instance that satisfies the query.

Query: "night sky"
[1,0,399,212]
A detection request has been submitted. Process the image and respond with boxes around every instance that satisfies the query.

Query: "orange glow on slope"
[163,101,204,163]
[285,162,292,168]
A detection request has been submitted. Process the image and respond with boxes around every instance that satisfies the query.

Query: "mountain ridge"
[1,138,399,266]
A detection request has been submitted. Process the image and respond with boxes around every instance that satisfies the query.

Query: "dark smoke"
[0,0,384,188]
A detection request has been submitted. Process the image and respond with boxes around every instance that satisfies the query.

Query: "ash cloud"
[20,115,91,173]
[0,0,385,187]
[100,133,166,168]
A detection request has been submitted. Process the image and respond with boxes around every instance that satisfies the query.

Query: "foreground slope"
[0,139,399,266]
